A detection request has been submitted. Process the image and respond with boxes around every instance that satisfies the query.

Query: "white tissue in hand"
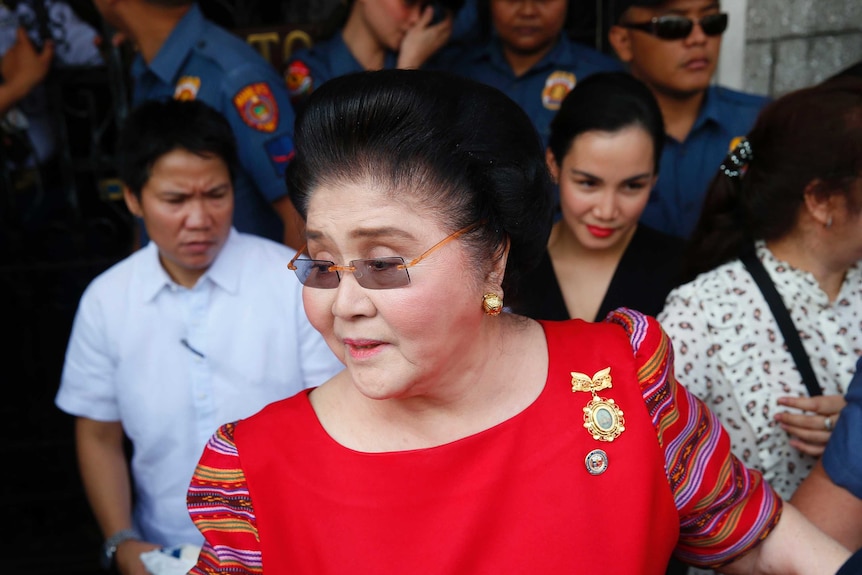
[140,544,201,575]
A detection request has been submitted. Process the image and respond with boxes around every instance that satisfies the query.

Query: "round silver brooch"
[584,448,609,475]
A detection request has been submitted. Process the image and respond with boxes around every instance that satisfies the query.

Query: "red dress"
[188,310,780,574]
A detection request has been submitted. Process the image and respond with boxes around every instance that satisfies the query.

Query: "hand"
[115,539,161,575]
[775,393,846,457]
[397,5,453,70]
[1,28,53,101]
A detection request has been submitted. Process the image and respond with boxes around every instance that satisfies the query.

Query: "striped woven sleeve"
[187,422,263,575]
[606,308,783,569]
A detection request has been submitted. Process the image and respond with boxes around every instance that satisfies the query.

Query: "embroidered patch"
[285,60,313,102]
[264,134,296,178]
[541,71,576,111]
[173,76,201,101]
[233,82,279,133]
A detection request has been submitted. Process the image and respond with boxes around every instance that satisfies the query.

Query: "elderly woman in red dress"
[185,69,850,574]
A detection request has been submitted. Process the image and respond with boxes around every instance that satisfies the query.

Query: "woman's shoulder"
[617,226,685,284]
[633,224,684,252]
[664,257,750,307]
[602,308,668,360]
[234,390,314,441]
[659,259,764,355]
[543,310,667,364]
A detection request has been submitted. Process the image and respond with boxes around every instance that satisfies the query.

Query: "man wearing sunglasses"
[608,0,769,239]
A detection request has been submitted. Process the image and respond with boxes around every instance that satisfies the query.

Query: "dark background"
[1,1,609,572]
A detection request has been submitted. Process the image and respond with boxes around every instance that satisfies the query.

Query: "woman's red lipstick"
[586,225,614,238]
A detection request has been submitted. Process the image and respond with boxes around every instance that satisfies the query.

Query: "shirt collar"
[137,227,241,302]
[482,35,569,75]
[144,3,206,86]
[756,240,862,307]
[205,228,242,294]
[691,85,722,132]
[332,32,397,75]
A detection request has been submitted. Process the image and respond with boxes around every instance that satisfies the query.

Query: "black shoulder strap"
[740,247,823,397]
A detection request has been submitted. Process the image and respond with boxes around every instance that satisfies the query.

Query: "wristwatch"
[100,528,141,570]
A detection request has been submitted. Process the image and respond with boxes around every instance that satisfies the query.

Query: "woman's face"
[360,0,424,52]
[550,126,657,250]
[826,178,862,265]
[301,179,489,401]
[491,0,568,56]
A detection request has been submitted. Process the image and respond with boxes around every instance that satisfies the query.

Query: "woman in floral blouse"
[658,76,862,501]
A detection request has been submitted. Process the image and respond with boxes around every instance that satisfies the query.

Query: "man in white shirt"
[55,98,342,575]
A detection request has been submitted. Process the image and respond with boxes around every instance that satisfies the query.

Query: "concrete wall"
[743,0,862,96]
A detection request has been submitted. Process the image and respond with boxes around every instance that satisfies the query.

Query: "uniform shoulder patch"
[285,60,313,103]
[233,82,279,133]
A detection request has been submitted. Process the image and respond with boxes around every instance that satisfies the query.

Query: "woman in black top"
[515,72,683,322]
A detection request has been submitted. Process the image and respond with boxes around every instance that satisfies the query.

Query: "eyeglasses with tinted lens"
[288,221,483,289]
[621,12,728,40]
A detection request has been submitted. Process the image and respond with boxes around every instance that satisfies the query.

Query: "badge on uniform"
[233,82,279,133]
[572,367,625,442]
[727,135,746,152]
[264,134,295,177]
[542,71,576,111]
[174,76,201,101]
[284,60,313,103]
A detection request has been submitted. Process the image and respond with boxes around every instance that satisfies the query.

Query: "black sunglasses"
[620,13,728,40]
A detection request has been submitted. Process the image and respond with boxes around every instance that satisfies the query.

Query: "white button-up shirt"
[56,229,342,546]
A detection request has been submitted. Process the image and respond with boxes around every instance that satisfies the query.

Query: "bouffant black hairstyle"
[286,69,554,304]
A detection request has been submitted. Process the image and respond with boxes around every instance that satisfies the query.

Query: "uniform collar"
[481,34,572,75]
[137,227,242,302]
[331,32,398,76]
[330,33,362,77]
[138,3,206,86]
[691,84,723,133]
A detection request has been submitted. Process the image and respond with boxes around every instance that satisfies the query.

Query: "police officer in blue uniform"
[285,0,453,112]
[442,0,623,147]
[285,32,397,110]
[95,0,301,247]
[650,87,764,238]
[1,0,101,218]
[609,0,769,238]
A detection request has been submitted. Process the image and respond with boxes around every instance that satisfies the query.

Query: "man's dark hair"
[117,98,238,198]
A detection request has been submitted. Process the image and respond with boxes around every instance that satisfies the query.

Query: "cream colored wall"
[717,0,749,91]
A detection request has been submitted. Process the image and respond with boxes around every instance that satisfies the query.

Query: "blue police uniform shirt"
[822,355,862,500]
[131,4,295,244]
[643,85,769,239]
[285,33,397,110]
[445,35,623,147]
[450,0,479,44]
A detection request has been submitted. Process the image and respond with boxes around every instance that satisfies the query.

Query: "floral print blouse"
[658,241,862,500]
